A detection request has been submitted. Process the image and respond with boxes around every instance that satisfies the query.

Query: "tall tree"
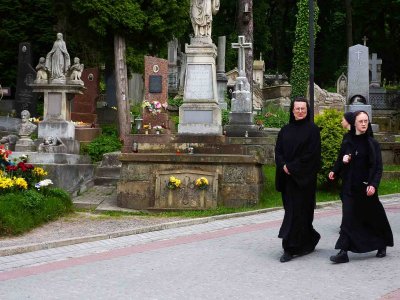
[290,0,319,98]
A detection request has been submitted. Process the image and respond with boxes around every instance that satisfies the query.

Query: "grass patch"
[0,188,73,236]
[383,165,400,171]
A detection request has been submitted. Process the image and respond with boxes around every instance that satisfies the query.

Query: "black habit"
[275,116,321,255]
[333,132,394,252]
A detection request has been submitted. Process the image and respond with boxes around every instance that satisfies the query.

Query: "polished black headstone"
[15,42,38,116]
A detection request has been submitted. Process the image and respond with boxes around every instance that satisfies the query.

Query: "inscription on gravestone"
[149,75,162,93]
[184,64,213,100]
[48,93,62,117]
[347,44,369,103]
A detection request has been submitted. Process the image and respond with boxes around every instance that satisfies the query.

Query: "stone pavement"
[0,194,399,299]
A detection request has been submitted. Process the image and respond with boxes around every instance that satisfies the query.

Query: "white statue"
[69,57,84,81]
[35,57,48,81]
[190,0,220,37]
[18,110,37,138]
[45,33,70,80]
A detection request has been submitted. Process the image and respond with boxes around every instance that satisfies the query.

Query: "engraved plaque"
[183,110,213,123]
[184,64,213,100]
[149,75,162,93]
[48,92,62,117]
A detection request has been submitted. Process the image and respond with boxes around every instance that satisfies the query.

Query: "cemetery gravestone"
[216,36,228,109]
[345,44,375,130]
[143,56,169,130]
[15,42,37,117]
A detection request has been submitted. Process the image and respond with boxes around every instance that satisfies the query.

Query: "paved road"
[0,196,399,300]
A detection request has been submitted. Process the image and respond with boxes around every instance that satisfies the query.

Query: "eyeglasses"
[294,107,307,112]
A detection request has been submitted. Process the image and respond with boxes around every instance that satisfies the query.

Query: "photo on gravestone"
[149,75,162,93]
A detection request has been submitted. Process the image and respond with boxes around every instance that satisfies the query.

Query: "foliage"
[130,102,142,118]
[254,106,289,128]
[0,189,73,235]
[314,109,347,185]
[167,97,183,108]
[290,0,320,98]
[221,109,230,126]
[85,134,122,163]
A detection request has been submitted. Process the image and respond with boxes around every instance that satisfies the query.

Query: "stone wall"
[117,153,263,209]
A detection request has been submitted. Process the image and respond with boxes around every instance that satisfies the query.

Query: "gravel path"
[0,212,186,249]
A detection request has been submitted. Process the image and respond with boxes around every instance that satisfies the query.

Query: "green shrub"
[221,109,230,126]
[85,134,122,162]
[255,106,289,128]
[100,124,119,137]
[314,109,347,186]
[0,189,73,235]
[167,96,183,107]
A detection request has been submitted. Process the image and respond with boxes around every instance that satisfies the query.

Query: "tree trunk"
[114,34,130,144]
[345,0,353,48]
[237,0,253,95]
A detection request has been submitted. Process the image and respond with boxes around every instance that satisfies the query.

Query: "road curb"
[1,194,398,257]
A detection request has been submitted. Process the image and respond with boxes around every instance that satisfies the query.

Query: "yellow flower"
[33,167,48,177]
[0,177,14,189]
[14,177,28,190]
[167,176,181,189]
[195,177,208,187]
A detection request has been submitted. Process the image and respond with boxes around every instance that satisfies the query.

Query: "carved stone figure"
[68,57,84,82]
[18,110,37,138]
[45,33,71,80]
[0,134,19,151]
[35,57,48,82]
[38,136,67,153]
[190,0,220,37]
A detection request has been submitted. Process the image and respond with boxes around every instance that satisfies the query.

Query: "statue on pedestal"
[18,110,37,138]
[68,57,84,83]
[190,0,220,37]
[34,57,49,83]
[45,33,70,81]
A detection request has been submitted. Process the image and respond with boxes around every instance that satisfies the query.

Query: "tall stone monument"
[345,44,373,119]
[216,36,228,110]
[31,33,85,154]
[15,42,38,116]
[224,36,259,137]
[178,0,222,135]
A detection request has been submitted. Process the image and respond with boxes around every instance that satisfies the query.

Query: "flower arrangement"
[0,148,50,193]
[195,177,209,190]
[153,125,163,133]
[29,117,42,124]
[142,100,162,115]
[35,179,53,190]
[167,176,181,190]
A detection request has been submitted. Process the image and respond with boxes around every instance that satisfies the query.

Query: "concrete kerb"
[1,193,398,257]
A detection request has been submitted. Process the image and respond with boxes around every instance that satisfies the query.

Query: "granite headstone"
[15,42,37,116]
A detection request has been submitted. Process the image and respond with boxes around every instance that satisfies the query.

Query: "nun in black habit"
[329,110,393,263]
[275,97,321,263]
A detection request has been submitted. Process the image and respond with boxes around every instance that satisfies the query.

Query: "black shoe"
[280,251,293,263]
[376,248,386,258]
[330,250,349,263]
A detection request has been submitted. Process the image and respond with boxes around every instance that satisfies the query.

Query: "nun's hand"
[343,154,352,164]
[366,185,376,196]
[283,165,290,175]
[328,172,335,180]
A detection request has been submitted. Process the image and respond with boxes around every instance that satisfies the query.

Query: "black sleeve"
[369,140,383,188]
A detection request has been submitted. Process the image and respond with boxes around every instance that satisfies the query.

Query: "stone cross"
[369,53,382,84]
[232,36,252,75]
[362,36,368,46]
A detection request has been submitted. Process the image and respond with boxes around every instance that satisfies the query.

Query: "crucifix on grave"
[232,35,252,77]
[369,53,383,88]
[224,35,260,137]
[362,36,368,46]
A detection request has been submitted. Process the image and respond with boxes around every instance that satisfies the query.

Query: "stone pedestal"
[15,137,35,152]
[217,73,228,110]
[178,40,222,135]
[31,83,85,154]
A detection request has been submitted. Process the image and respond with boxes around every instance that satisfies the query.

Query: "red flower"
[6,165,18,172]
[17,162,27,172]
[25,164,34,169]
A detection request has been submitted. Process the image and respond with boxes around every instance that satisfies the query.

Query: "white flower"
[35,179,53,189]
